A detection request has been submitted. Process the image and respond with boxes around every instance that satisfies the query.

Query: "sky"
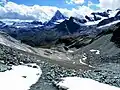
[9,0,99,10]
[0,0,120,21]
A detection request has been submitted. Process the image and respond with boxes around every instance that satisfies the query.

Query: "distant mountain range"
[0,9,120,26]
[0,9,120,47]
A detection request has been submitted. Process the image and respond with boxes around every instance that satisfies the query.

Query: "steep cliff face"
[111,25,120,47]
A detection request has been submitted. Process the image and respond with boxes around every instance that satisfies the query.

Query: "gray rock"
[0,62,11,72]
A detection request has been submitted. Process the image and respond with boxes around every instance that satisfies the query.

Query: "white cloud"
[88,1,99,7]
[0,0,120,22]
[2,1,115,22]
[88,1,93,7]
[99,0,120,10]
[71,6,93,18]
[66,0,120,10]
[0,1,94,22]
[0,2,73,22]
[87,0,120,11]
[1,0,7,3]
[66,0,84,4]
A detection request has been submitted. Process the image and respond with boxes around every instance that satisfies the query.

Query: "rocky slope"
[0,30,94,90]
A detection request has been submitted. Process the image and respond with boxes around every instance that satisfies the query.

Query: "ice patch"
[0,63,42,90]
[57,77,120,90]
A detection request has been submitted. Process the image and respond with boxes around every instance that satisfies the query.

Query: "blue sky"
[9,0,99,9]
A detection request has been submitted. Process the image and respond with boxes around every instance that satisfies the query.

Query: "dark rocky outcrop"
[1,10,120,48]
[94,12,109,17]
[30,21,42,25]
[56,35,93,48]
[115,11,120,17]
[97,16,120,27]
[85,15,94,21]
[0,17,97,47]
[91,13,101,21]
[111,26,120,47]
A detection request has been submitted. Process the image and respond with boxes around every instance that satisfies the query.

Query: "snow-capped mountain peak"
[45,10,68,25]
[53,10,67,20]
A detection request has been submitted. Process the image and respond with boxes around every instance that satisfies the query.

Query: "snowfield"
[85,20,102,25]
[0,63,42,90]
[57,77,120,90]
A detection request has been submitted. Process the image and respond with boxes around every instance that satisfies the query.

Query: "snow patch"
[79,59,88,65]
[79,53,93,67]
[53,19,65,24]
[98,20,120,28]
[0,63,42,90]
[90,49,100,54]
[85,17,107,25]
[68,50,74,53]
[58,56,62,59]
[85,20,101,25]
[109,10,119,18]
[73,62,76,64]
[82,53,87,61]
[57,77,120,90]
[67,57,71,60]
[56,19,65,23]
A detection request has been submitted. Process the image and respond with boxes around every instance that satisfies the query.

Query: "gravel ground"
[30,61,84,90]
[0,44,88,90]
[30,62,120,90]
[82,63,120,88]
[30,51,120,90]
[0,40,120,90]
